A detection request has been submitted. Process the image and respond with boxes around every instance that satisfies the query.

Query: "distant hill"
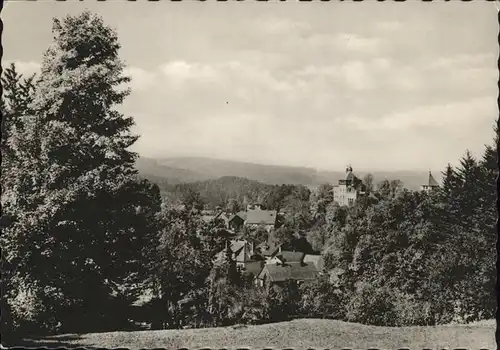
[154,157,317,186]
[135,157,211,185]
[135,156,439,191]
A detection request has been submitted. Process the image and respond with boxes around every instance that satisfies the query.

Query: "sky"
[2,1,498,172]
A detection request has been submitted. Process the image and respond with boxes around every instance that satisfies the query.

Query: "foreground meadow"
[20,318,495,349]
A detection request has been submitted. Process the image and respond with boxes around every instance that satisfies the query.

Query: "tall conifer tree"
[2,12,160,333]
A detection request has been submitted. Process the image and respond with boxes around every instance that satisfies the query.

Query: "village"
[190,166,440,290]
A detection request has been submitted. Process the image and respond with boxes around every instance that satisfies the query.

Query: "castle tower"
[420,171,439,192]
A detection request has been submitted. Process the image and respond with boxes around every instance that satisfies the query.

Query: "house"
[224,203,278,233]
[244,208,277,232]
[228,212,246,231]
[255,252,319,288]
[333,165,366,207]
[255,230,317,260]
[420,171,439,192]
[215,239,264,276]
[201,210,230,226]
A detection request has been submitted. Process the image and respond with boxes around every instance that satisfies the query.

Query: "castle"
[332,165,366,206]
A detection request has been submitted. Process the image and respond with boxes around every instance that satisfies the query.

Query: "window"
[348,198,354,206]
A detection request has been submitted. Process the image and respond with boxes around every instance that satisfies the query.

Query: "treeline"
[1,11,496,345]
[157,176,313,214]
[306,148,497,326]
[158,176,275,210]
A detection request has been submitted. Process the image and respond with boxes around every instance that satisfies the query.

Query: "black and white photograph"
[1,1,498,348]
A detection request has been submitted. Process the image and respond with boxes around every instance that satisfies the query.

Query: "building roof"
[231,240,253,262]
[234,211,247,221]
[201,211,229,224]
[201,215,216,223]
[303,254,324,271]
[256,241,279,256]
[257,262,319,282]
[345,171,356,182]
[245,209,277,226]
[215,240,254,263]
[427,171,439,187]
[274,251,305,263]
[229,213,245,223]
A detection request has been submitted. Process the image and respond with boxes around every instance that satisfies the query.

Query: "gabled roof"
[234,211,247,221]
[257,262,319,282]
[229,213,245,223]
[245,209,277,226]
[231,240,253,262]
[428,171,439,187]
[303,254,324,271]
[215,240,255,263]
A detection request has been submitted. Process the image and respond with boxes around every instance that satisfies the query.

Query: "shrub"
[345,282,396,326]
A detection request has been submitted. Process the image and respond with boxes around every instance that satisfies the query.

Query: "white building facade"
[333,165,365,207]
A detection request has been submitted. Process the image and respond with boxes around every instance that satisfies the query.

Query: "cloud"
[124,67,157,91]
[159,61,219,84]
[344,97,494,131]
[339,61,374,91]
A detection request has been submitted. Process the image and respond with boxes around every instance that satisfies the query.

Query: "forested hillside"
[136,156,435,191]
[135,157,211,184]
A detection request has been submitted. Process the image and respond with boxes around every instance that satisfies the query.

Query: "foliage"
[160,176,274,209]
[1,11,162,338]
[318,141,497,326]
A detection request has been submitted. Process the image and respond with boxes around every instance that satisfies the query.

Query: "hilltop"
[136,156,437,190]
[21,318,495,349]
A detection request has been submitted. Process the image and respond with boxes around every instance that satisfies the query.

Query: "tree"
[1,63,37,176]
[376,179,392,198]
[150,205,213,329]
[1,11,162,335]
[389,179,404,197]
[1,63,38,343]
[314,183,333,215]
[439,163,457,199]
[226,198,241,214]
[181,187,204,212]
[362,173,374,193]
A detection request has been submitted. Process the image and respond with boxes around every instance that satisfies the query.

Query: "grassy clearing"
[21,318,495,349]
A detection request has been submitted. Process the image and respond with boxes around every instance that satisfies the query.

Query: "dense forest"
[1,12,497,345]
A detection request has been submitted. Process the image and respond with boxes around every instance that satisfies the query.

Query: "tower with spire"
[420,171,439,192]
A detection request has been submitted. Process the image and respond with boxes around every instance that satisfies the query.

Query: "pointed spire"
[428,171,439,187]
